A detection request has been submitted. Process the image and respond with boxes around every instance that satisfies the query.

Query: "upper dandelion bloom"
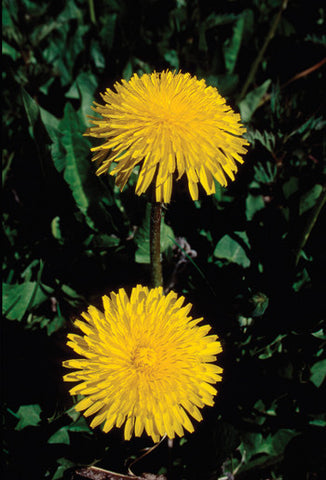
[63,285,223,442]
[86,70,249,202]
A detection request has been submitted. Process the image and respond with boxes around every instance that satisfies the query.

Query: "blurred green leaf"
[214,232,250,268]
[224,15,245,74]
[239,79,271,122]
[52,457,76,480]
[3,281,48,321]
[310,359,326,388]
[15,404,42,430]
[282,176,299,200]
[99,12,118,50]
[2,40,19,60]
[246,193,265,221]
[299,185,323,215]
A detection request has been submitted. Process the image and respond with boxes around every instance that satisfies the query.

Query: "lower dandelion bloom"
[63,285,223,442]
[85,70,249,202]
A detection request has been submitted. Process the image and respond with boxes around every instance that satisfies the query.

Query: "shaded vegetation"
[2,0,326,479]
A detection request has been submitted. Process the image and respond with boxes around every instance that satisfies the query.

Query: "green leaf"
[99,13,118,50]
[3,281,48,321]
[2,40,19,60]
[135,204,175,264]
[246,194,265,221]
[52,458,76,480]
[213,232,250,268]
[21,88,40,130]
[224,15,245,74]
[48,427,70,445]
[205,73,239,96]
[164,50,179,70]
[57,103,115,231]
[299,185,323,215]
[282,176,299,200]
[310,359,326,388]
[239,79,271,122]
[239,429,298,473]
[244,128,276,152]
[65,72,98,126]
[15,404,42,430]
[46,315,66,335]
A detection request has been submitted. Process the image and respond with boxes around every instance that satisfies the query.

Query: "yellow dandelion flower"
[86,70,249,203]
[63,285,223,442]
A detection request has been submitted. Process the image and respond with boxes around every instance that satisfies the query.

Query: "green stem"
[150,202,163,287]
[88,0,97,25]
[294,185,326,267]
[238,0,288,101]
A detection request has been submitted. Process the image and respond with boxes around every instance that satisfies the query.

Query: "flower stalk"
[150,202,163,287]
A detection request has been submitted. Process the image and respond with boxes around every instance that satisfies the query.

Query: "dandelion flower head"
[86,70,249,202]
[63,285,223,442]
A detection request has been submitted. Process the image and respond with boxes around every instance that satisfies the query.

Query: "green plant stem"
[238,0,288,101]
[150,202,163,287]
[294,185,326,267]
[88,0,97,25]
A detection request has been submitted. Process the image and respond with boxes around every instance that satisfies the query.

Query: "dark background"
[2,0,326,479]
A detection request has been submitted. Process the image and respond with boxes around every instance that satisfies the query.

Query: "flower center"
[132,345,158,373]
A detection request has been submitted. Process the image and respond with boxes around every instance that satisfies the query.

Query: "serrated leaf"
[244,128,276,152]
[310,359,326,388]
[213,232,250,268]
[239,79,271,122]
[15,404,42,430]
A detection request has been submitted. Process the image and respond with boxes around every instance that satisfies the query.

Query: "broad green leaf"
[15,404,42,430]
[282,176,299,200]
[135,204,175,264]
[310,359,326,388]
[239,429,298,473]
[58,103,114,231]
[3,281,48,321]
[46,315,66,335]
[239,79,271,122]
[213,232,250,268]
[48,427,70,445]
[299,185,323,215]
[246,194,265,220]
[52,458,76,480]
